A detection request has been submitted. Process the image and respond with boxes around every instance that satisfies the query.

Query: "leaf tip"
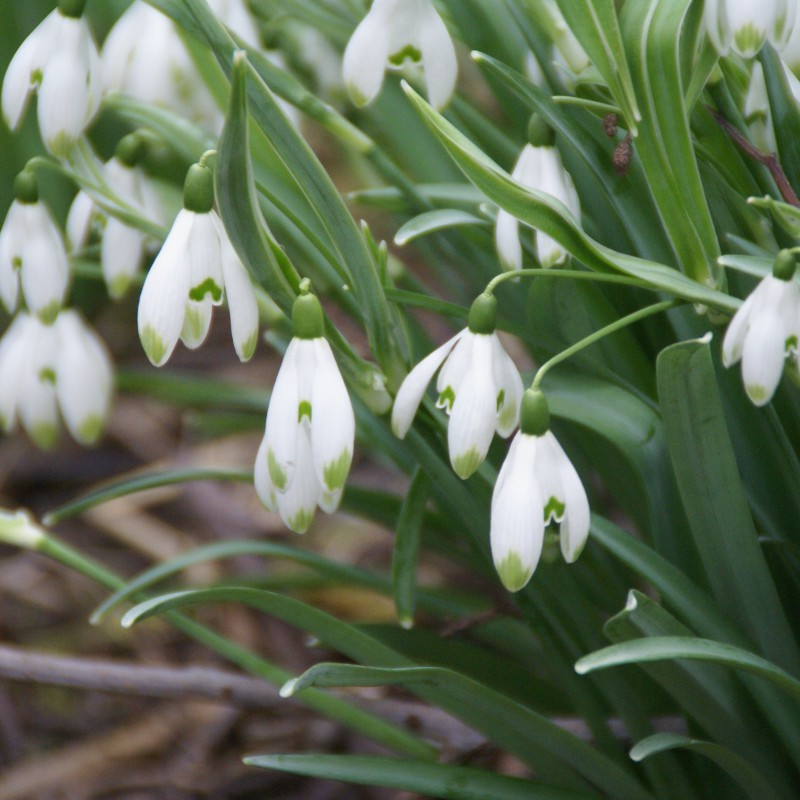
[279,678,298,698]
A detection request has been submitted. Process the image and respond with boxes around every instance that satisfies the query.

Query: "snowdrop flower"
[491,389,589,592]
[495,119,580,271]
[137,161,259,366]
[343,0,457,110]
[0,170,69,323]
[0,309,113,447]
[704,0,796,58]
[2,0,101,156]
[254,283,355,533]
[67,134,164,299]
[743,60,800,153]
[391,293,523,479]
[723,250,800,406]
[102,0,263,134]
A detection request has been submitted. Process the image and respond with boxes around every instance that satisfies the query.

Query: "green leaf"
[244,754,599,800]
[630,734,790,800]
[619,0,722,288]
[401,83,737,312]
[575,636,800,700]
[43,468,253,526]
[122,588,653,797]
[656,338,800,674]
[391,469,430,628]
[394,209,489,246]
[552,0,640,134]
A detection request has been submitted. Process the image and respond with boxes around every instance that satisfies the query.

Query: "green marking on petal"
[323,448,352,492]
[733,23,765,56]
[496,389,505,412]
[497,399,517,433]
[746,384,769,404]
[37,301,61,325]
[76,415,103,445]
[496,551,532,593]
[347,81,371,107]
[786,335,798,352]
[388,44,422,66]
[287,507,315,534]
[543,495,566,522]
[267,448,288,491]
[182,305,207,344]
[542,524,561,564]
[298,400,312,422]
[437,386,455,412]
[30,422,58,450]
[48,130,75,159]
[39,367,56,384]
[189,278,223,303]
[239,330,258,362]
[140,325,168,366]
[109,273,133,301]
[11,256,21,271]
[452,447,481,480]
[31,68,43,86]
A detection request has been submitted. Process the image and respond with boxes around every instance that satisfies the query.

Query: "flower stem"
[531,299,681,390]
[484,268,649,296]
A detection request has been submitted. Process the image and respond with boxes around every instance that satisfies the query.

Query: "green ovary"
[323,449,352,492]
[496,552,531,593]
[140,326,168,366]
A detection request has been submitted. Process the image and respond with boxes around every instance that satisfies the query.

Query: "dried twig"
[0,642,279,710]
[708,105,800,207]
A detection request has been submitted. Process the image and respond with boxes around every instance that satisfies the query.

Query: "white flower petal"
[343,0,393,106]
[20,205,69,321]
[447,334,497,479]
[310,338,355,493]
[722,281,760,367]
[216,215,258,361]
[276,422,321,533]
[0,201,26,313]
[137,210,192,366]
[490,433,544,592]
[391,330,462,438]
[435,330,472,403]
[19,318,59,449]
[66,190,96,252]
[490,333,523,437]
[186,212,223,306]
[254,431,278,513]
[0,313,34,431]
[54,311,113,445]
[102,218,144,299]
[180,298,213,349]
[494,208,523,271]
[417,0,458,109]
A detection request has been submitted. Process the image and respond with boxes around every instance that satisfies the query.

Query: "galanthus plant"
[2,1,800,799]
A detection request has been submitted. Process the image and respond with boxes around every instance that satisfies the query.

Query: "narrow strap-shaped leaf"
[553,0,640,134]
[656,338,800,674]
[122,588,653,798]
[391,469,431,628]
[244,754,599,800]
[576,636,800,700]
[394,210,489,246]
[629,734,791,800]
[401,83,737,313]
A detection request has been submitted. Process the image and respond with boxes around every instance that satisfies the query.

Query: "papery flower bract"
[2,3,101,156]
[704,0,796,58]
[0,309,112,448]
[495,140,580,271]
[0,172,69,323]
[254,287,355,533]
[722,252,800,405]
[137,163,258,366]
[343,0,457,110]
[391,294,523,479]
[491,390,589,592]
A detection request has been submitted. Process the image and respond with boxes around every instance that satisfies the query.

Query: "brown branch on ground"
[708,106,800,207]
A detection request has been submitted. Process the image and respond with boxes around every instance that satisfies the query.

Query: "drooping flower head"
[254,282,356,533]
[391,292,523,479]
[0,169,70,323]
[67,133,165,300]
[722,249,800,406]
[495,117,580,271]
[491,388,590,592]
[0,309,113,448]
[1,0,102,156]
[343,0,458,110]
[137,160,259,366]
[704,0,796,58]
